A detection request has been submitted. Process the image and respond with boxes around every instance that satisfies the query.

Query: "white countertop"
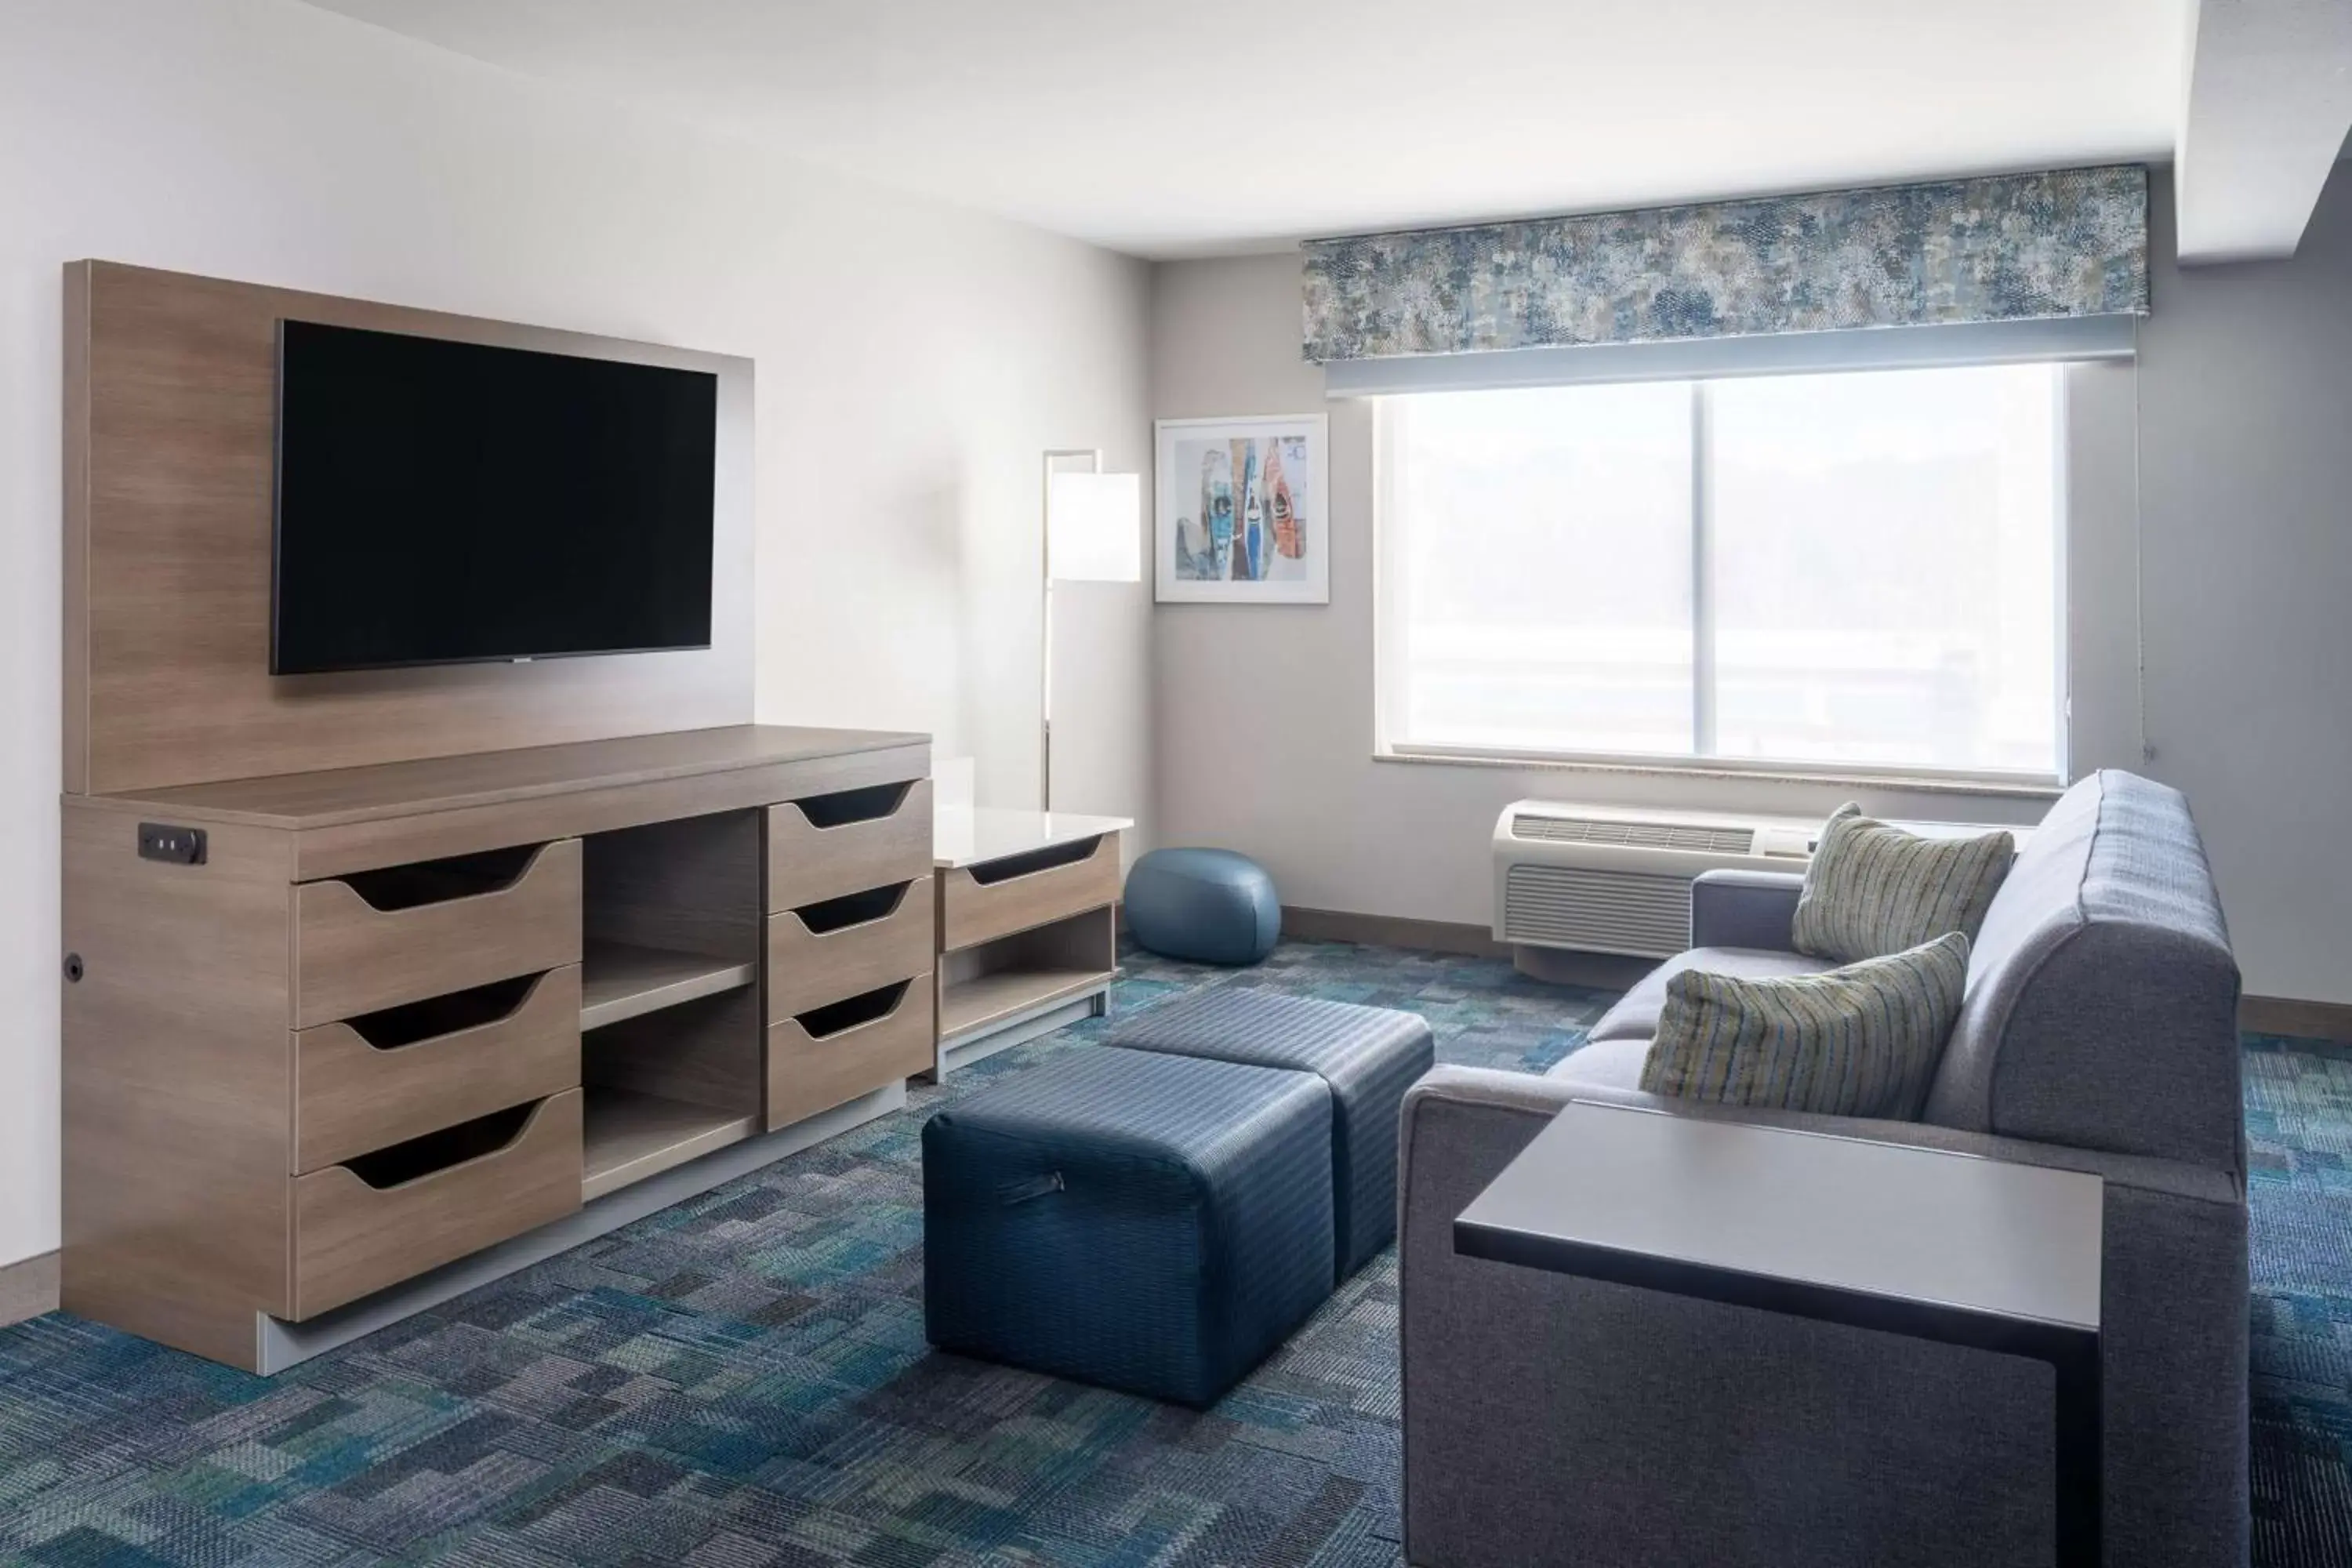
[934,805,1133,870]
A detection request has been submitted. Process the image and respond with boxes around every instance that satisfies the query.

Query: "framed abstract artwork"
[1153,414,1329,604]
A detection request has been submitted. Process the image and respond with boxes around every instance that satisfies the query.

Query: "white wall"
[1149,177,2351,1006]
[0,0,1152,1271]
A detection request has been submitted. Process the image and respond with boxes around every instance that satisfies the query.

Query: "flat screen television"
[271,319,719,675]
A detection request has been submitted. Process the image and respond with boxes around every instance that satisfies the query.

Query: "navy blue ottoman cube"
[1108,989,1434,1281]
[922,1047,1334,1406]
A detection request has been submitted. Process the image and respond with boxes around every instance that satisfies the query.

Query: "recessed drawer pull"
[797,979,912,1038]
[291,1090,583,1320]
[766,882,931,1022]
[767,979,933,1131]
[336,844,542,913]
[791,780,916,829]
[793,880,912,935]
[292,966,581,1174]
[292,838,583,1028]
[340,1102,537,1191]
[967,836,1101,886]
[767,778,933,913]
[343,973,542,1049]
[938,833,1119,952]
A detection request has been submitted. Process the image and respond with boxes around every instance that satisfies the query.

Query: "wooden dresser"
[62,725,932,1371]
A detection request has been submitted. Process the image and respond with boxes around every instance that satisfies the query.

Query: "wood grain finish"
[60,802,296,1366]
[292,967,581,1174]
[767,881,934,1021]
[291,1090,582,1320]
[64,260,757,796]
[583,987,763,1117]
[586,810,760,967]
[767,778,933,911]
[75,728,928,880]
[939,833,1120,953]
[936,906,1118,1044]
[768,983,934,1132]
[292,838,583,1028]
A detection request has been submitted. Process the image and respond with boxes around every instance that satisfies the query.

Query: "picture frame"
[1154,414,1330,604]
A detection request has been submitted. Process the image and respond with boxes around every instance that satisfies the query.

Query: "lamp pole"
[1040,448,1101,815]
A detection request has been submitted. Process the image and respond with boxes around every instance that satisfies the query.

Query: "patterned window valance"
[1302,165,2148,364]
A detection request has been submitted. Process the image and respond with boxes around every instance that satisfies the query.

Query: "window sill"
[1373,746,2066,801]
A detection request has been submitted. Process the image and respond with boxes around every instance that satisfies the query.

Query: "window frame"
[1372,368,2072,794]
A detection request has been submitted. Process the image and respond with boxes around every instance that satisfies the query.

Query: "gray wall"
[1149,165,2350,1004]
[2137,167,2352,1004]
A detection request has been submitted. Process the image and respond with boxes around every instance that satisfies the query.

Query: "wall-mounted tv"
[271,319,719,675]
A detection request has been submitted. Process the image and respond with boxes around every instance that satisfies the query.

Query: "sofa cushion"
[1639,933,1970,1118]
[1921,771,2243,1171]
[1545,1036,1653,1089]
[1588,947,1839,1043]
[1792,804,2016,963]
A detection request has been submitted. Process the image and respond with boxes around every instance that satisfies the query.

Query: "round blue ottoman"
[1124,848,1279,965]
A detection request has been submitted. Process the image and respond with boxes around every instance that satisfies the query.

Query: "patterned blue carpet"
[0,940,2344,1565]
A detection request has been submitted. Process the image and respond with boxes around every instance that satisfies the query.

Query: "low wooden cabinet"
[62,724,930,1372]
[931,806,1132,1078]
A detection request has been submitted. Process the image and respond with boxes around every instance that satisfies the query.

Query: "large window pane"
[1708,366,2060,775]
[1387,383,1694,756]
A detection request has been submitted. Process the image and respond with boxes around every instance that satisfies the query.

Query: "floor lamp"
[1041,451,1142,812]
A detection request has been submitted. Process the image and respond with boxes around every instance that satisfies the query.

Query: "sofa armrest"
[1398,1066,2249,1568]
[1689,867,1805,951]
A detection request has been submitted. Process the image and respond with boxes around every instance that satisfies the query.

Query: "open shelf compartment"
[938,906,1117,1047]
[581,941,755,1030]
[578,812,767,1199]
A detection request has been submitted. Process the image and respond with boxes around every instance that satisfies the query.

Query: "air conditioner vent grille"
[1502,865,1690,959]
[1512,815,1756,856]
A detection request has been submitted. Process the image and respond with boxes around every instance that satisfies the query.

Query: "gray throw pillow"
[1791,804,2015,964]
[1640,932,1969,1120]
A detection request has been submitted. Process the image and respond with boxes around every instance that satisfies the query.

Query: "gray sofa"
[1399,771,2248,1567]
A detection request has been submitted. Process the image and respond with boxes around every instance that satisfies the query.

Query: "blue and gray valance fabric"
[1641,931,1972,1119]
[1302,165,2148,363]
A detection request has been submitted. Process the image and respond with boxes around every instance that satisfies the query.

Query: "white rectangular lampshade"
[1048,470,1142,583]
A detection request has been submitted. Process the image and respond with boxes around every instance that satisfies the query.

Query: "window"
[1378,364,2063,782]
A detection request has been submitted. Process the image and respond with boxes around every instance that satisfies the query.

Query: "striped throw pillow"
[1791,804,2015,964]
[1639,933,1970,1119]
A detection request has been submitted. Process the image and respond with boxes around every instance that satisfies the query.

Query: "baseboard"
[2243,994,2352,1044]
[0,1250,59,1329]
[1281,906,1510,959]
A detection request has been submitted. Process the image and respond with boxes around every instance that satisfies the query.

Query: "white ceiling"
[306,0,2192,259]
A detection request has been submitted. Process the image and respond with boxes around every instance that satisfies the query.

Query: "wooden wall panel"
[64,260,756,796]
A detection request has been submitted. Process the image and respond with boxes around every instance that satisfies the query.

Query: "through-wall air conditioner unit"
[1492,800,1822,960]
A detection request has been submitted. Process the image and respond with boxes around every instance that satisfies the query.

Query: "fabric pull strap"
[998,1172,1065,1206]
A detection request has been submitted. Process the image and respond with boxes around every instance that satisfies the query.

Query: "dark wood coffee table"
[1454,1099,2104,1566]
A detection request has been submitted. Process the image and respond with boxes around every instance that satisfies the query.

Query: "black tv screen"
[272,319,718,674]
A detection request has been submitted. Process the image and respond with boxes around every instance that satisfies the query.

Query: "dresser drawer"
[289,1089,582,1319]
[292,838,583,1028]
[768,778,932,912]
[767,879,933,1020]
[768,980,933,1131]
[292,967,581,1174]
[939,833,1119,953]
